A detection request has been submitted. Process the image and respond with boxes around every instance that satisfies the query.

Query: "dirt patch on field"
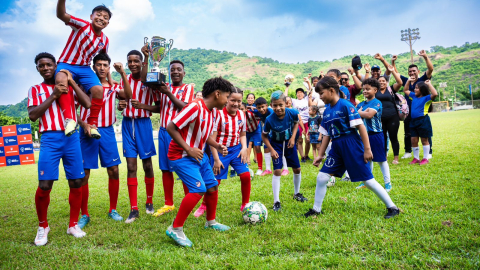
[456,50,480,61]
[437,62,451,71]
[206,57,281,79]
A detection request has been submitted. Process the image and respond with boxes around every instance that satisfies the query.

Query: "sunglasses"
[340,78,349,82]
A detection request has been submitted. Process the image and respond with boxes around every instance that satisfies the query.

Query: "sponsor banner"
[0,157,5,167]
[4,136,18,146]
[5,145,19,156]
[0,147,4,157]
[18,134,33,145]
[16,124,31,135]
[20,154,35,165]
[2,125,17,137]
[19,144,34,155]
[0,127,2,137]
[6,155,20,166]
[0,137,3,147]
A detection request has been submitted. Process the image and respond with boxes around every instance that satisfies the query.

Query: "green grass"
[1,110,479,269]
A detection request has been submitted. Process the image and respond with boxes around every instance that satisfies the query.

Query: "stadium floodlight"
[400,28,421,64]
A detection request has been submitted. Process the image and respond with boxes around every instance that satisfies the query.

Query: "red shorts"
[299,125,309,138]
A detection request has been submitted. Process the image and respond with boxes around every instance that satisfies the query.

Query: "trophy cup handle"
[166,39,174,53]
[144,37,148,44]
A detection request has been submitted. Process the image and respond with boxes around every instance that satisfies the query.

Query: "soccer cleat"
[401,152,412,159]
[108,209,123,221]
[273,201,281,212]
[77,215,90,229]
[249,169,254,180]
[194,204,206,218]
[34,226,50,246]
[153,205,175,217]
[229,170,237,178]
[255,169,263,176]
[304,208,321,218]
[356,182,366,189]
[166,226,193,247]
[146,203,154,214]
[293,193,308,202]
[301,157,306,163]
[385,182,392,193]
[281,169,289,176]
[125,209,139,224]
[409,158,420,165]
[64,118,77,137]
[89,128,101,139]
[305,156,312,161]
[205,221,231,231]
[327,176,336,187]
[67,225,86,238]
[260,170,272,176]
[253,159,257,163]
[384,207,400,219]
[419,158,429,165]
[341,176,351,182]
[240,204,246,212]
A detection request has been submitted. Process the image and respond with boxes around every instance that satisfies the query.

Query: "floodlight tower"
[401,28,420,64]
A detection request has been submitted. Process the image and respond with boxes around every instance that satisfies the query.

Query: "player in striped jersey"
[54,1,112,139]
[243,100,264,175]
[121,50,160,223]
[165,77,232,247]
[29,52,92,246]
[75,53,132,229]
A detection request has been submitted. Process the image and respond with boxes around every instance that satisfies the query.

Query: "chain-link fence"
[431,100,479,112]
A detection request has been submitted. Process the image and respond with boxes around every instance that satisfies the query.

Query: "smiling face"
[239,103,246,113]
[408,66,419,79]
[226,93,243,115]
[271,98,286,118]
[170,63,185,85]
[213,90,231,110]
[195,92,203,99]
[127,55,142,75]
[414,84,421,97]
[256,103,269,115]
[378,77,388,90]
[363,84,377,100]
[340,74,349,86]
[247,94,255,105]
[93,60,110,80]
[312,78,319,87]
[36,58,56,81]
[285,97,292,108]
[296,90,305,100]
[90,10,110,32]
[371,68,381,79]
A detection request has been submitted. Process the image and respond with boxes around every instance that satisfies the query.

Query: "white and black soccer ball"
[242,201,268,225]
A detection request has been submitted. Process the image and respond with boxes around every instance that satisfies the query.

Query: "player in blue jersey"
[248,97,274,175]
[304,76,399,219]
[404,79,438,165]
[354,78,392,192]
[262,91,308,212]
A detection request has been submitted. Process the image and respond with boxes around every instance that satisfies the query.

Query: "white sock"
[422,145,430,160]
[344,171,350,178]
[326,142,332,156]
[282,156,288,170]
[313,172,330,212]
[293,173,301,194]
[272,175,281,203]
[378,161,391,184]
[369,161,374,172]
[364,179,395,208]
[265,153,272,171]
[412,147,420,160]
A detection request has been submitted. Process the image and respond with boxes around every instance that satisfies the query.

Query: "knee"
[207,185,218,192]
[293,167,301,174]
[69,179,83,189]
[90,85,103,95]
[273,169,282,176]
[316,172,330,186]
[143,162,153,173]
[38,181,53,191]
[127,163,137,174]
[107,166,119,179]
[55,72,67,83]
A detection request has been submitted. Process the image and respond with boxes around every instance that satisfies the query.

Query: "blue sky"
[0,0,479,105]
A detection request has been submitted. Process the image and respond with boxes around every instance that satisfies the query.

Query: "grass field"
[1,110,479,269]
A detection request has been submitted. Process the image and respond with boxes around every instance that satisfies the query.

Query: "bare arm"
[404,80,412,97]
[61,69,90,108]
[28,86,65,121]
[313,135,331,167]
[131,100,160,113]
[114,63,132,100]
[363,63,371,80]
[357,124,373,163]
[418,50,434,78]
[425,80,438,100]
[374,53,391,76]
[391,55,399,73]
[153,83,187,110]
[358,108,377,119]
[387,65,403,93]
[348,68,363,90]
[166,121,203,162]
[56,0,71,24]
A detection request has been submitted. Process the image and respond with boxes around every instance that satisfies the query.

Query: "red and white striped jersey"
[168,99,217,160]
[121,74,160,119]
[58,16,109,66]
[159,83,194,128]
[27,83,77,133]
[245,110,258,133]
[213,107,246,147]
[80,84,121,127]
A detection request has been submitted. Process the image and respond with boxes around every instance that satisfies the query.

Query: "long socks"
[378,161,391,184]
[422,145,430,160]
[35,188,51,228]
[313,172,330,212]
[145,177,154,204]
[293,173,301,194]
[264,152,272,171]
[412,147,420,160]
[127,178,138,210]
[87,98,103,126]
[68,187,83,227]
[282,156,288,170]
[108,178,119,212]
[256,153,263,170]
[364,179,395,208]
[57,87,74,120]
[173,193,202,228]
[81,184,89,217]
[239,172,251,206]
[272,175,281,203]
[204,190,219,221]
[162,171,175,206]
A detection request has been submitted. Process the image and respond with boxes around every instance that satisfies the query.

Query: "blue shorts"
[246,131,262,146]
[55,63,102,93]
[369,132,386,162]
[209,144,249,180]
[38,131,84,180]
[158,127,173,171]
[270,140,300,170]
[410,115,433,138]
[309,133,321,144]
[320,133,373,182]
[122,117,156,159]
[170,154,218,193]
[80,126,121,169]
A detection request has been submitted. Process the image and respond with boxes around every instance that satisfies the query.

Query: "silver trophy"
[144,36,173,85]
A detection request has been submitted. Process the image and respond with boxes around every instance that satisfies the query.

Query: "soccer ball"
[242,201,268,225]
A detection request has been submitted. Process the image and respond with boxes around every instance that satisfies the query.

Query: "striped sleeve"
[212,109,221,132]
[182,84,194,103]
[68,16,88,30]
[173,103,199,129]
[102,37,109,54]
[28,86,38,107]
[240,111,246,132]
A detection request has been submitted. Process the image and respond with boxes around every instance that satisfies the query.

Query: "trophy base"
[144,72,167,85]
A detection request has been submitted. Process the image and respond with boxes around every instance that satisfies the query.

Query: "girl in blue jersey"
[404,79,438,165]
[304,77,399,219]
[355,78,392,192]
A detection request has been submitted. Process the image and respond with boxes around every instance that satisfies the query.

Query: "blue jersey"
[308,115,322,133]
[263,108,299,142]
[356,98,383,133]
[340,85,351,101]
[401,72,431,109]
[252,107,274,124]
[320,98,363,139]
[409,92,432,119]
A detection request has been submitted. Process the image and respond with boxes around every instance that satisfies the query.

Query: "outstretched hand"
[392,55,398,62]
[374,53,383,60]
[418,50,427,57]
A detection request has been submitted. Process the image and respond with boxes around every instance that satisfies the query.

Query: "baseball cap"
[352,56,362,70]
[372,65,381,70]
[295,88,305,94]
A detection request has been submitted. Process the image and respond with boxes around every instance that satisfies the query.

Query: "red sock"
[162,172,174,206]
[256,153,263,170]
[182,182,189,195]
[81,184,89,217]
[35,187,51,228]
[127,178,138,210]
[87,98,103,126]
[173,193,202,228]
[145,177,154,204]
[204,189,219,221]
[57,87,74,120]
[239,172,251,207]
[69,187,83,227]
[108,178,119,212]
